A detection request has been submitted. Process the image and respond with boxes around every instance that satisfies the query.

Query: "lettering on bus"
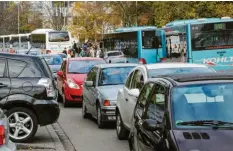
[203,57,233,64]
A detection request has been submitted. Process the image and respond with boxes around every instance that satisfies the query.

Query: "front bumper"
[64,85,83,102]
[33,99,60,126]
[101,106,116,122]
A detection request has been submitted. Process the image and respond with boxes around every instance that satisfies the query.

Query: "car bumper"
[33,99,60,126]
[0,140,16,151]
[64,86,83,102]
[101,106,116,122]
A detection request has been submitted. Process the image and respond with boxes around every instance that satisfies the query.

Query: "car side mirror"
[57,71,63,76]
[142,119,162,131]
[84,81,93,87]
[128,88,139,98]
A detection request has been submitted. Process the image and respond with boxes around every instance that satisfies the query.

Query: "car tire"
[6,107,38,143]
[57,92,63,103]
[116,110,128,140]
[82,102,89,119]
[62,92,68,108]
[96,104,104,128]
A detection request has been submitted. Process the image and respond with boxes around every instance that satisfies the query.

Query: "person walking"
[79,46,90,57]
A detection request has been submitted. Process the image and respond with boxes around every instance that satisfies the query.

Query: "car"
[57,53,67,60]
[82,63,138,128]
[0,53,59,142]
[107,57,139,64]
[40,54,63,81]
[104,51,124,62]
[57,57,106,107]
[128,73,233,151]
[0,109,16,151]
[115,63,216,139]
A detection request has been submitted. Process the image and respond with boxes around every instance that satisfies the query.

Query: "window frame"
[0,58,6,77]
[125,70,135,89]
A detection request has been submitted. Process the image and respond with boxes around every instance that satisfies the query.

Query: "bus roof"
[106,26,157,34]
[31,29,56,34]
[165,17,233,27]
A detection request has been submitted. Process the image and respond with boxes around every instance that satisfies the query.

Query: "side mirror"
[142,119,162,131]
[128,88,139,98]
[84,81,93,87]
[57,71,63,77]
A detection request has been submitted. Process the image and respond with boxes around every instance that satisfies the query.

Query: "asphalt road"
[58,103,129,151]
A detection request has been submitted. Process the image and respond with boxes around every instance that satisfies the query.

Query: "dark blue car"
[129,73,233,151]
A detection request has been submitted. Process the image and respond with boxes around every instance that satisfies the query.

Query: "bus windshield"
[191,21,233,50]
[49,32,69,42]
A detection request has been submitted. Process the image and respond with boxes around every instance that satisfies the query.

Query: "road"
[57,103,129,151]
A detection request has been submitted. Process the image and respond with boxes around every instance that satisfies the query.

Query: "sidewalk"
[16,125,65,151]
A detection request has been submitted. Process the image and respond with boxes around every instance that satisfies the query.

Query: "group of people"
[63,41,103,58]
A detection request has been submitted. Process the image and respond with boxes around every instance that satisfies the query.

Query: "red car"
[57,57,106,107]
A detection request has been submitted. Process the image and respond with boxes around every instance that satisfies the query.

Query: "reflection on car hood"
[49,65,61,73]
[173,129,233,151]
[97,85,123,100]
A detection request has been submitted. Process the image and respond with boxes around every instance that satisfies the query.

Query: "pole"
[136,1,138,27]
[18,2,20,34]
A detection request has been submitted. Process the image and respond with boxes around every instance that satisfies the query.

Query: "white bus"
[30,29,72,55]
[0,34,31,53]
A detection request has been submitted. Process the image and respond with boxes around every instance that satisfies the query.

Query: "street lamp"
[15,1,20,34]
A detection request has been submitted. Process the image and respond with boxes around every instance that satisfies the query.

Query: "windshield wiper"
[176,120,233,129]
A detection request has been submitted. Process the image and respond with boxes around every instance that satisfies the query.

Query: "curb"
[47,125,66,151]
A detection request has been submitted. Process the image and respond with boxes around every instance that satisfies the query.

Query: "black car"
[0,53,59,142]
[129,73,233,151]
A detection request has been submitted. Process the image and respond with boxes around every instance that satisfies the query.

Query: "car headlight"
[67,78,80,89]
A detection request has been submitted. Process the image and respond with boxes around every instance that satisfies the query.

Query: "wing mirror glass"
[142,119,162,131]
[128,88,139,98]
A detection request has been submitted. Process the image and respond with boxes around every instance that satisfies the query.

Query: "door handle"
[0,83,7,88]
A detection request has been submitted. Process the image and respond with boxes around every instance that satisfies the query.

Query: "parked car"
[0,109,16,151]
[0,53,59,142]
[116,63,216,139]
[82,63,137,128]
[128,73,233,151]
[57,57,106,107]
[40,54,63,81]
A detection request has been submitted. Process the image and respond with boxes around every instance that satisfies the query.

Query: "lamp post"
[16,1,20,34]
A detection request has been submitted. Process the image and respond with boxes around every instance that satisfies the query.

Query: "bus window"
[21,36,29,49]
[142,30,158,49]
[11,37,19,49]
[49,32,69,42]
[0,38,3,49]
[31,34,46,48]
[4,37,10,49]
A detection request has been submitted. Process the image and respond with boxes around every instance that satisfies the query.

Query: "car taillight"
[46,50,52,54]
[103,100,110,106]
[0,126,5,145]
[38,78,55,98]
[160,57,167,62]
[139,58,146,64]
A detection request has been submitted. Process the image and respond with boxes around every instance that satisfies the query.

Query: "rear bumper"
[101,106,116,122]
[33,100,60,126]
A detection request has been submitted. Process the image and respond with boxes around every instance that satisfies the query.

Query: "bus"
[0,33,31,53]
[161,17,233,72]
[101,26,166,64]
[30,29,72,55]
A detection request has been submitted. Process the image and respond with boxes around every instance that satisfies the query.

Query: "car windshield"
[68,60,106,74]
[99,66,135,86]
[172,83,233,129]
[43,55,63,65]
[148,67,215,78]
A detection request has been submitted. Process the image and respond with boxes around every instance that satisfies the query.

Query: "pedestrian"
[62,48,67,55]
[80,46,90,57]
[90,46,95,57]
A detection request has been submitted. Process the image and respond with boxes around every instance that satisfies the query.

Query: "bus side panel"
[137,31,142,60]
[186,24,193,63]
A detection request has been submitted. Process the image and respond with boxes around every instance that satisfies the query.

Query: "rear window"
[107,52,122,57]
[148,67,215,78]
[68,60,106,74]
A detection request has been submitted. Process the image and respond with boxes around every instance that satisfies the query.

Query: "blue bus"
[101,26,166,64]
[160,17,233,72]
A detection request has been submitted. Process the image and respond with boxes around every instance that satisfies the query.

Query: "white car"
[115,63,216,139]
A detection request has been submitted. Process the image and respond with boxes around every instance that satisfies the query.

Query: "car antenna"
[26,46,32,54]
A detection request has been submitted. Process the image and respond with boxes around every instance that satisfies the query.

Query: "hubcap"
[8,112,33,140]
[116,113,121,134]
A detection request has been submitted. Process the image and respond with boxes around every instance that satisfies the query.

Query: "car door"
[0,58,10,104]
[125,69,145,128]
[84,67,98,115]
[133,82,154,151]
[138,83,167,151]
[57,60,66,95]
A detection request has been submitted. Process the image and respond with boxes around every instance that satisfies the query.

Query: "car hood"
[173,129,233,151]
[97,85,123,100]
[67,73,87,84]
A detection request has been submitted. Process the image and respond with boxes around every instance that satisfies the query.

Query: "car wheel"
[82,102,89,119]
[57,92,63,103]
[97,105,104,128]
[6,107,38,143]
[62,92,68,108]
[116,111,128,140]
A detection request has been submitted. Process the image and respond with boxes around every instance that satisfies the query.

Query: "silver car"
[82,63,137,128]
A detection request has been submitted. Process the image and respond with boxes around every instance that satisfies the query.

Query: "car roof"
[95,63,138,68]
[68,57,104,61]
[0,52,40,60]
[148,73,233,86]
[143,63,209,70]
